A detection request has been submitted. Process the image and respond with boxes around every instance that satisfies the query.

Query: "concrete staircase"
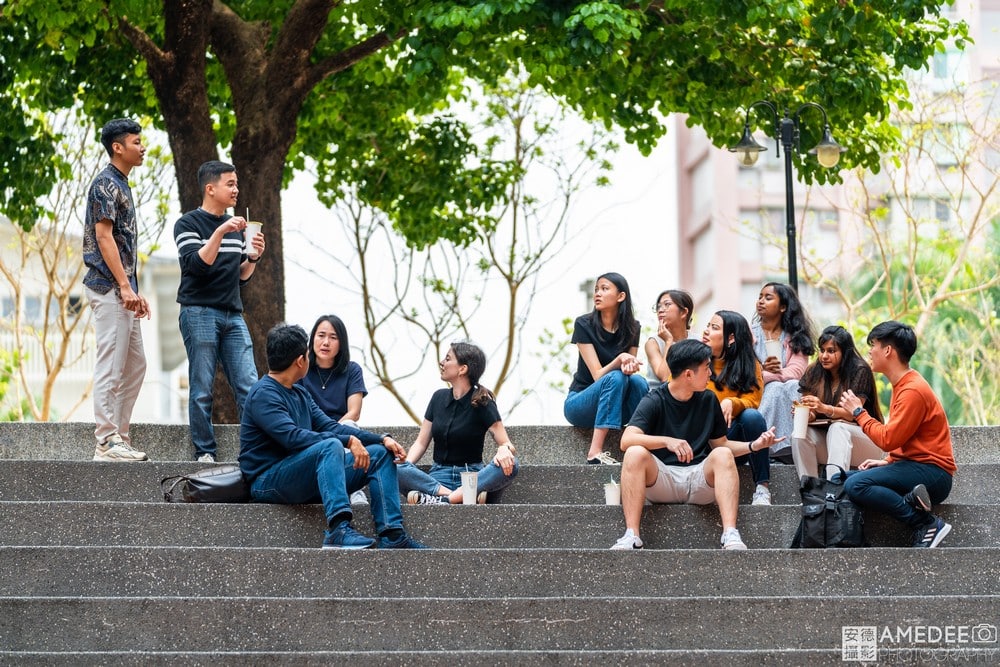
[1,422,998,664]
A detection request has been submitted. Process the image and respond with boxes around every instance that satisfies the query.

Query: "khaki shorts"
[646,457,716,505]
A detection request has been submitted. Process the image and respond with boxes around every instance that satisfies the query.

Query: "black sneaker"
[905,483,933,512]
[911,516,951,548]
[377,532,430,549]
[322,522,376,550]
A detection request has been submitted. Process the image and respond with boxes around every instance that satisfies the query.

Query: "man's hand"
[838,389,863,414]
[666,437,694,463]
[132,295,152,320]
[858,458,888,470]
[347,436,369,470]
[751,426,785,452]
[382,436,406,463]
[249,231,265,258]
[119,285,142,313]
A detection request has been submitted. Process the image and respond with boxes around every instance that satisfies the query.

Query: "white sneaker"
[587,451,621,466]
[196,453,216,464]
[751,484,772,506]
[349,489,369,505]
[407,490,449,505]
[93,434,147,462]
[721,528,747,550]
[610,529,643,550]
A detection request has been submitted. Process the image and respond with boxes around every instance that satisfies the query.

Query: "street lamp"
[729,101,845,292]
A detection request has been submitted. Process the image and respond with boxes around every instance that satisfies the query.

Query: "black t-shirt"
[424,388,502,465]
[568,314,641,393]
[627,384,728,465]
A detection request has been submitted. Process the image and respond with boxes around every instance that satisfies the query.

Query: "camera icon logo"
[971,623,997,644]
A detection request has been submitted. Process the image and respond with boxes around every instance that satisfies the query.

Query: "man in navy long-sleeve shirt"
[240,323,428,549]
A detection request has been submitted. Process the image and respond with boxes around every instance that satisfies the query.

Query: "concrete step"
[2,421,998,464]
[1,596,996,653]
[0,501,992,549]
[1,546,995,599]
[0,650,864,667]
[0,459,996,505]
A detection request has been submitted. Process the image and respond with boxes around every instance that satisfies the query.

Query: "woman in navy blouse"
[397,341,518,505]
[297,314,368,425]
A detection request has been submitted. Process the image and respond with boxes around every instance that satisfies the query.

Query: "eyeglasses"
[653,301,674,312]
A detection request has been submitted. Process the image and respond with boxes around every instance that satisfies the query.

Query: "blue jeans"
[179,305,258,457]
[729,408,769,485]
[250,440,403,534]
[844,460,952,529]
[396,460,520,503]
[564,371,648,430]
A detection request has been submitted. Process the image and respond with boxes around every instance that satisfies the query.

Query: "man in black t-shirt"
[610,339,783,550]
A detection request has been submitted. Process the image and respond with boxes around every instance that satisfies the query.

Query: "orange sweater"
[708,358,763,417]
[857,369,956,474]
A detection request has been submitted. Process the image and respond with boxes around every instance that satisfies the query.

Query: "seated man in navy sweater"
[239,323,427,549]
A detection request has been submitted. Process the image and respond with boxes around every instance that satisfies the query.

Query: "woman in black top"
[398,341,518,505]
[563,272,648,465]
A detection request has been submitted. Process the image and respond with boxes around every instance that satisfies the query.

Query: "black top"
[424,388,502,465]
[627,384,728,465]
[568,314,641,393]
[174,208,249,311]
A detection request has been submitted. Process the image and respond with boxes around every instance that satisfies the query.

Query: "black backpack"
[790,465,867,548]
[161,464,250,503]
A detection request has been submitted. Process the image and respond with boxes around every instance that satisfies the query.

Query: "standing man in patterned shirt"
[82,118,150,461]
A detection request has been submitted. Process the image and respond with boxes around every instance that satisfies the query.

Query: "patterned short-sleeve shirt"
[83,164,138,295]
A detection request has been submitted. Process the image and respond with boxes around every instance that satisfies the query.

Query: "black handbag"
[790,465,867,548]
[161,464,250,503]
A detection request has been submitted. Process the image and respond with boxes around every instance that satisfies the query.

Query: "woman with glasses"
[563,272,648,465]
[644,289,694,383]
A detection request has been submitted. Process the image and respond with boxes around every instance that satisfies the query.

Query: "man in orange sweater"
[839,321,955,548]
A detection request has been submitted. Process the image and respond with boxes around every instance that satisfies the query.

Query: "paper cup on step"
[460,471,478,505]
[604,481,621,505]
[793,404,811,439]
[245,221,263,258]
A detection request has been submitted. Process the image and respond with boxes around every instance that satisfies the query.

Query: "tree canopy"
[1,0,969,381]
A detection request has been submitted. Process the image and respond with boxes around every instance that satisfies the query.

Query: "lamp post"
[729,101,845,293]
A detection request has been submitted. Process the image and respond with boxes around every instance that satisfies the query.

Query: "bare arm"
[405,420,434,464]
[341,393,363,423]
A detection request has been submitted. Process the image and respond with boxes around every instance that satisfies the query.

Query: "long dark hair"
[711,310,761,395]
[800,325,884,421]
[589,272,640,346]
[654,289,694,331]
[308,314,350,375]
[451,340,496,408]
[759,282,815,356]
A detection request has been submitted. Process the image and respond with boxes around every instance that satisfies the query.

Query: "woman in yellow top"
[702,310,771,505]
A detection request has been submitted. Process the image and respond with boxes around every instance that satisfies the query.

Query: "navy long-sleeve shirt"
[238,376,383,483]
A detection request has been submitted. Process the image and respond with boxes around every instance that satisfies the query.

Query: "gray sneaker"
[349,489,369,505]
[94,434,147,462]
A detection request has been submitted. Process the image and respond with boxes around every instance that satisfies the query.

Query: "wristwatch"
[852,407,864,419]
[379,433,393,444]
